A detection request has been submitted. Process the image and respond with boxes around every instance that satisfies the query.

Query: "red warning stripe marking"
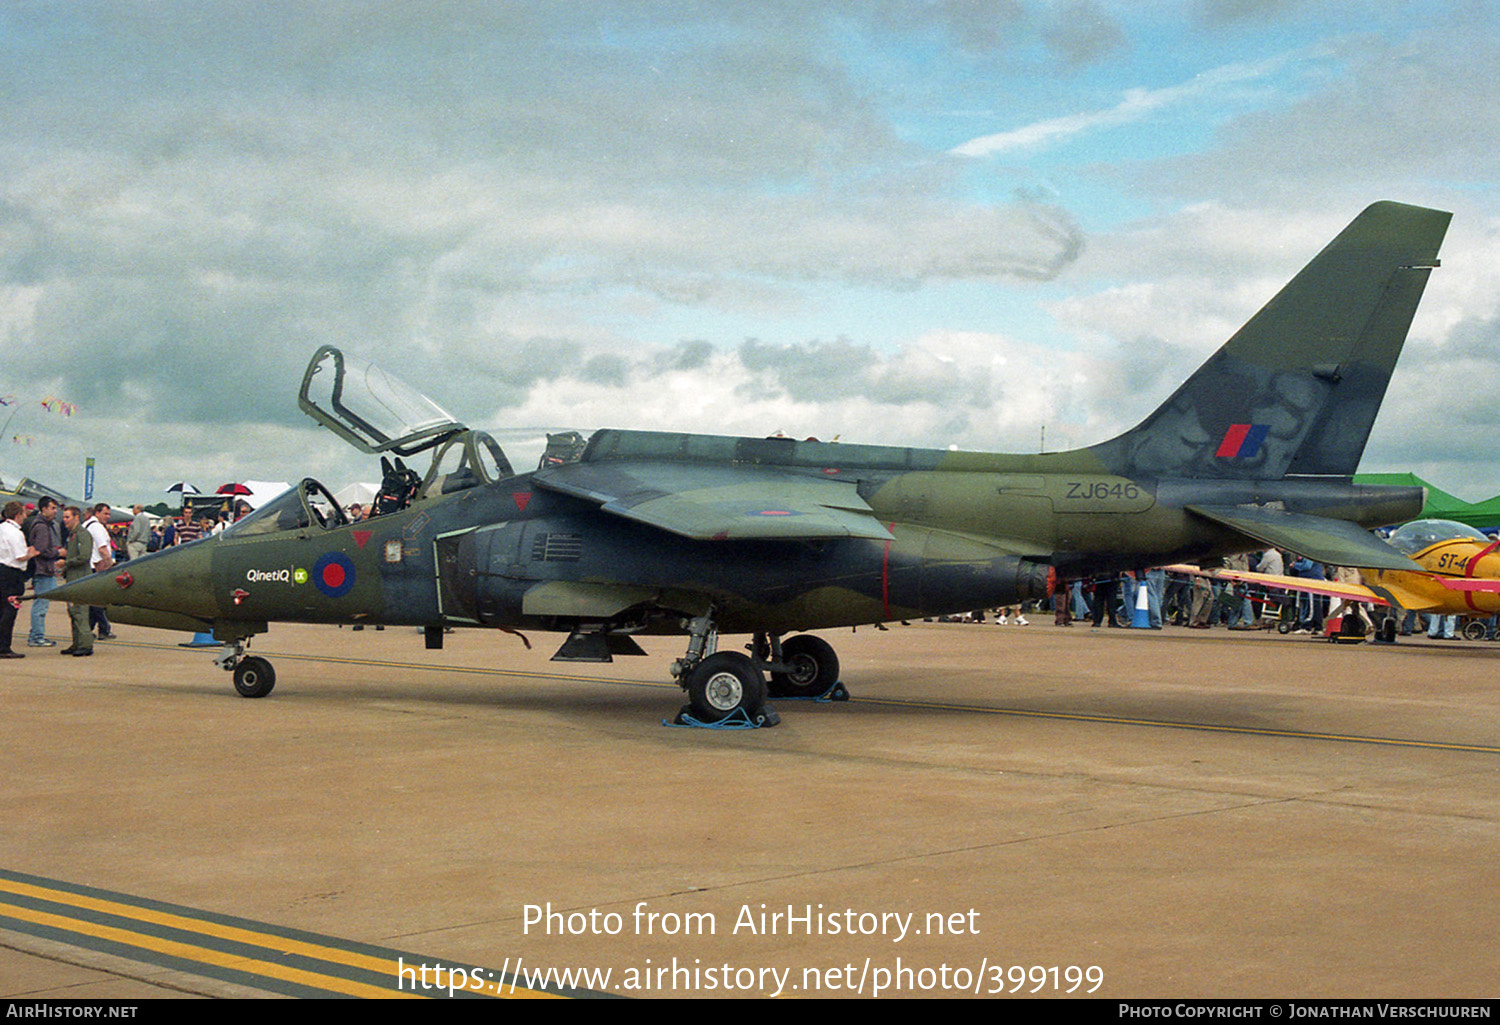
[881,523,895,621]
[1462,539,1500,612]
[1215,424,1250,458]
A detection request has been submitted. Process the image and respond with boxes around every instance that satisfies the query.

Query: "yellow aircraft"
[1189,519,1500,640]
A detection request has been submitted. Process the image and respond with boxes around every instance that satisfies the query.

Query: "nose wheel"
[215,639,277,698]
[232,656,276,698]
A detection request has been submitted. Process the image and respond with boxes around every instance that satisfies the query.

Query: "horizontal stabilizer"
[535,461,893,541]
[1167,564,1455,612]
[1181,567,1390,608]
[1187,504,1423,572]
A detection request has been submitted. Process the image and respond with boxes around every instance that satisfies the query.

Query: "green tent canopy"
[1355,473,1500,531]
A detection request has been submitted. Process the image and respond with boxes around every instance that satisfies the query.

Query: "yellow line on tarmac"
[0,876,398,978]
[0,899,418,999]
[0,875,559,999]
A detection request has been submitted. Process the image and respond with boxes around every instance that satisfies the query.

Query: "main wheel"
[233,656,276,698]
[769,634,839,698]
[686,652,767,723]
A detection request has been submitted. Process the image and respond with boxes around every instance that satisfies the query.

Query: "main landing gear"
[669,613,845,727]
[215,639,276,698]
[764,633,840,699]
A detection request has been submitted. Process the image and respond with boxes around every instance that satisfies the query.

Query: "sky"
[3,0,1500,504]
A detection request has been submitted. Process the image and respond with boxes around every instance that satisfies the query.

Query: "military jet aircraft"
[50,201,1450,724]
[0,474,131,525]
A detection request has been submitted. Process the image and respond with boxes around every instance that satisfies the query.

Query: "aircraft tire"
[768,634,839,698]
[233,656,276,699]
[686,652,766,723]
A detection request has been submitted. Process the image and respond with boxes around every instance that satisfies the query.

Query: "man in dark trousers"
[59,506,94,656]
[0,500,37,658]
[26,496,62,647]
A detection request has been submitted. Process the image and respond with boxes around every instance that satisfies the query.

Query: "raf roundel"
[312,552,356,599]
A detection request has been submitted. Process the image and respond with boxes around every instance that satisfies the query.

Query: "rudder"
[1086,201,1451,481]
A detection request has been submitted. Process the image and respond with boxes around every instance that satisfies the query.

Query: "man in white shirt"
[1254,548,1284,577]
[86,504,116,640]
[0,500,38,657]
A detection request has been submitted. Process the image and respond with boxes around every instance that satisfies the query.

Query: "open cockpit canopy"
[299,345,466,456]
[298,347,518,510]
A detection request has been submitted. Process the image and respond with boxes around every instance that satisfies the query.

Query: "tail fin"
[1087,201,1450,480]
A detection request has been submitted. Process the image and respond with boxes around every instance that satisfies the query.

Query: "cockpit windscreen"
[1386,519,1490,556]
[300,346,465,455]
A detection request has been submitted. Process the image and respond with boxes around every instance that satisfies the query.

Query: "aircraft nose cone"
[48,569,128,608]
[50,541,219,618]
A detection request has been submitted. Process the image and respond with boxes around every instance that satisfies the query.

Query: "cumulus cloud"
[5,2,1500,504]
[472,327,1109,471]
[1147,20,1500,206]
[0,3,1099,495]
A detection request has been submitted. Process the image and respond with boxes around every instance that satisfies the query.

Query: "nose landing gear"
[670,612,775,725]
[215,639,276,698]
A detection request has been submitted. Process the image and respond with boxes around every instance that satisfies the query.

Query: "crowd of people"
[0,497,254,660]
[1,497,123,658]
[964,551,1492,642]
[0,495,388,659]
[1058,555,1328,632]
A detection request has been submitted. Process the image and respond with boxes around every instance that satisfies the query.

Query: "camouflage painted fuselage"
[100,429,1423,643]
[56,200,1448,647]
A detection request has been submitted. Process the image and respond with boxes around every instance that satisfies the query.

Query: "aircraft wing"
[1168,564,1469,612]
[533,461,894,541]
[1166,565,1392,608]
[1186,505,1424,572]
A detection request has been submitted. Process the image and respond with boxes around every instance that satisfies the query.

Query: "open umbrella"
[165,482,201,495]
[215,483,253,496]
